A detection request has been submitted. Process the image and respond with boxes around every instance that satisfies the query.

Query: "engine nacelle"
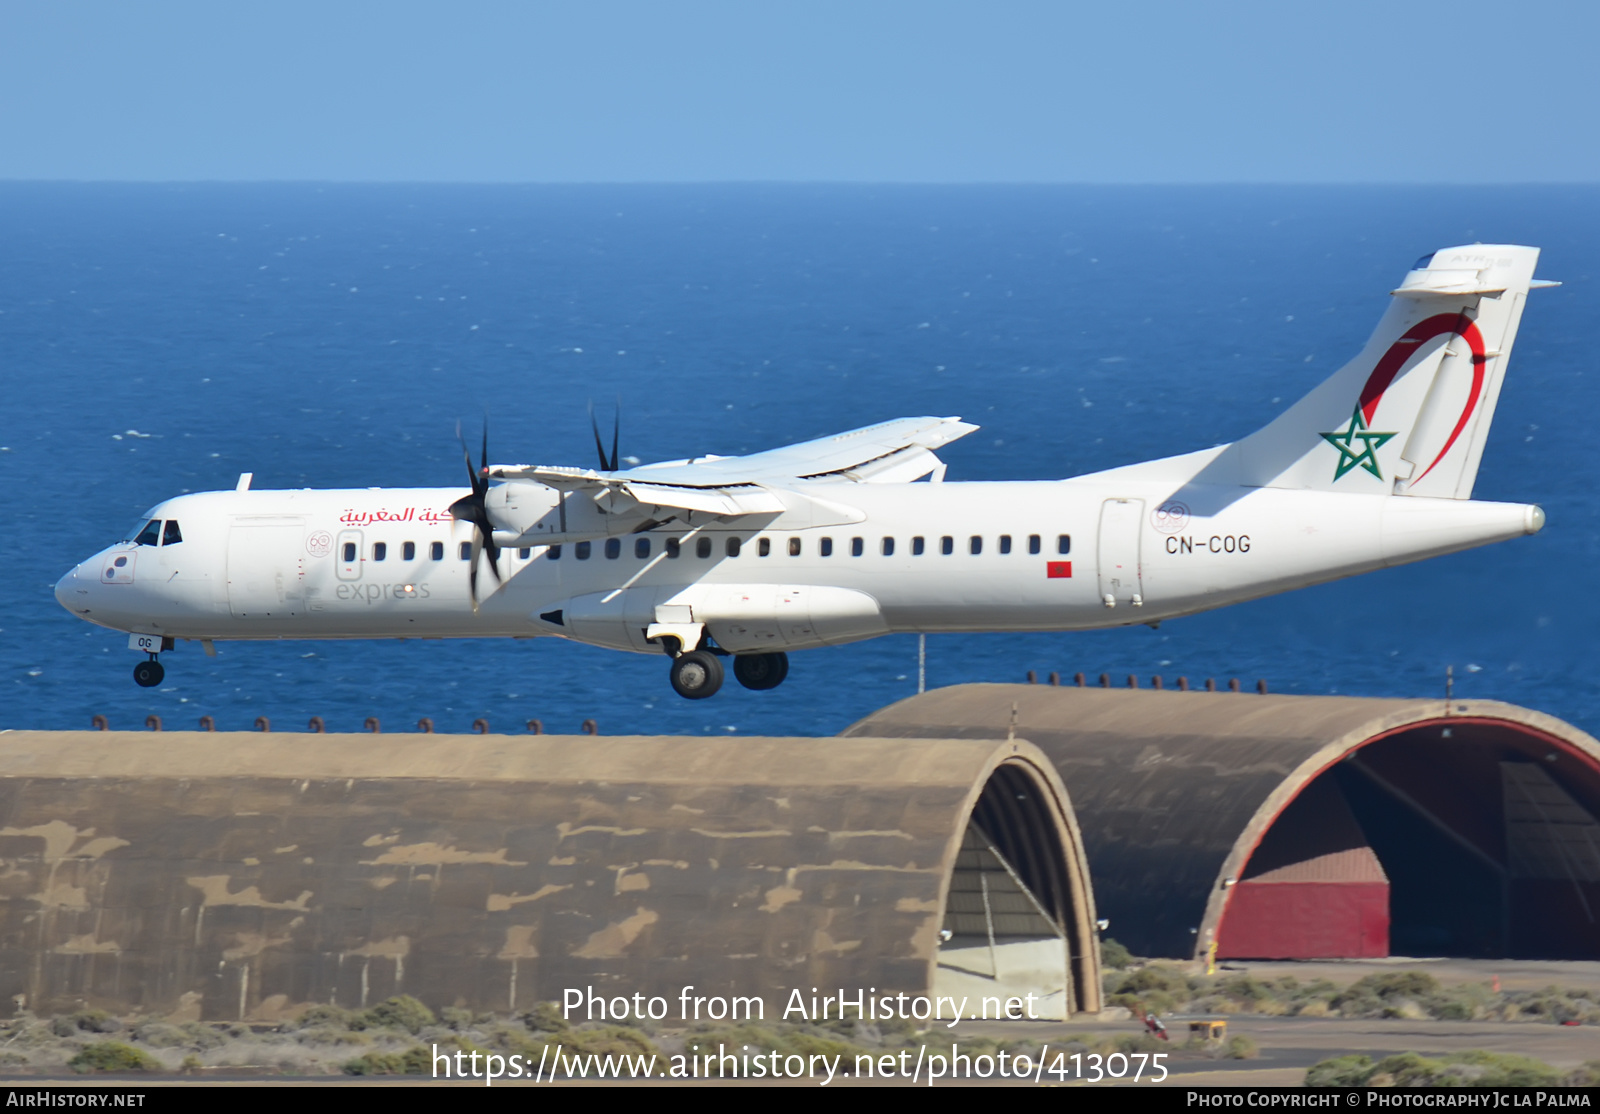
[485,481,651,545]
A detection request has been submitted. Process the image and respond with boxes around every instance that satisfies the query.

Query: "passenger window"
[373,542,387,561]
[881,537,894,556]
[912,536,925,556]
[430,541,444,561]
[1058,534,1072,555]
[820,537,833,556]
[605,538,621,559]
[459,542,472,561]
[851,537,864,557]
[162,520,183,546]
[726,537,741,557]
[547,545,562,559]
[1029,534,1041,555]
[665,538,680,559]
[941,536,953,555]
[758,537,771,557]
[403,541,416,561]
[999,535,1012,554]
[697,537,713,558]
[343,542,358,562]
[970,536,983,555]
[519,547,531,560]
[635,538,650,558]
[134,520,161,547]
[789,537,801,556]
[575,541,591,560]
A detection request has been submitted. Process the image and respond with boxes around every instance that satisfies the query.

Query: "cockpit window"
[162,520,183,546]
[133,520,162,547]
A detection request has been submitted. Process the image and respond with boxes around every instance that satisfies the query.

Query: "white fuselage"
[55,243,1554,683]
[55,477,1541,656]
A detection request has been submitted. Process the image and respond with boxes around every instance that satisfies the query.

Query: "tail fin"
[1098,246,1552,498]
[1229,245,1545,498]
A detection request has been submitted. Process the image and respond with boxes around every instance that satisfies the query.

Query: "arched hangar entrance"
[843,685,1600,961]
[1221,716,1600,960]
[0,730,1100,1020]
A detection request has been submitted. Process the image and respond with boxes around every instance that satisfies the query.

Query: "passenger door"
[1096,499,1144,608]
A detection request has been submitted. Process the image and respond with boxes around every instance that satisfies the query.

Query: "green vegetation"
[1103,961,1600,1024]
[1306,1050,1577,1088]
[1100,937,1135,969]
[342,1046,433,1075]
[521,1001,570,1034]
[287,995,437,1035]
[1224,1034,1258,1060]
[362,995,436,1035]
[131,1020,227,1050]
[5,975,1598,1080]
[67,1041,161,1074]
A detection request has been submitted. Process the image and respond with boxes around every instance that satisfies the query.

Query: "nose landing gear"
[133,656,165,688]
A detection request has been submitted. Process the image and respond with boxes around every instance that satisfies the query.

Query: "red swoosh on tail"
[1357,313,1487,483]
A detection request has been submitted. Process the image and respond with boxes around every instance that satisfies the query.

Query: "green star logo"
[1320,406,1397,481]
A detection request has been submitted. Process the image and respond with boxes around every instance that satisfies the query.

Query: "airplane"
[56,244,1555,700]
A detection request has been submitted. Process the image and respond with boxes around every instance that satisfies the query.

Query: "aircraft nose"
[55,564,89,615]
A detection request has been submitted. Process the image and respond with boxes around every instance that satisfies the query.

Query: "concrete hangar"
[0,684,1597,1022]
[848,685,1600,964]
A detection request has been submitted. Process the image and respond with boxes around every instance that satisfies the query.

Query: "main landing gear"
[669,650,724,700]
[663,643,791,701]
[133,656,165,688]
[733,651,788,691]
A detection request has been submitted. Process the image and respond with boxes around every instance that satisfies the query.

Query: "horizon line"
[2,178,1599,188]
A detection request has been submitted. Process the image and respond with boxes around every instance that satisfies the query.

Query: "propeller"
[447,421,503,611]
[589,399,620,472]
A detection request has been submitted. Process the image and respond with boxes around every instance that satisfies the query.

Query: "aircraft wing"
[487,416,977,518]
[619,415,978,485]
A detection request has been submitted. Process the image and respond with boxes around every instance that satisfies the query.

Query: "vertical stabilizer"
[1229,245,1543,498]
[1092,247,1554,496]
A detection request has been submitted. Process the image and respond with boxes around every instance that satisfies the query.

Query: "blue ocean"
[2,185,1594,738]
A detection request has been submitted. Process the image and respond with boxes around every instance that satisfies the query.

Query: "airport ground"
[970,958,1600,1087]
[1,958,1597,1087]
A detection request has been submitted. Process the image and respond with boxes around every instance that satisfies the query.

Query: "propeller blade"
[448,418,503,611]
[456,422,476,488]
[589,401,611,471]
[483,534,504,585]
[479,423,490,492]
[467,531,483,612]
[610,401,620,472]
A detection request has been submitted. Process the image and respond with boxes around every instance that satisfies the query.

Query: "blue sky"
[2,1,1596,182]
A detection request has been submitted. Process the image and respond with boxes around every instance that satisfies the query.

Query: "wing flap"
[621,482,787,516]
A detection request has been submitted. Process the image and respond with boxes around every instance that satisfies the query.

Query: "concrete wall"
[0,730,1099,1021]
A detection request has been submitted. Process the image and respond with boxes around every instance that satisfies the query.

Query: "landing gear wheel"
[133,659,164,688]
[669,650,724,700]
[733,651,789,691]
